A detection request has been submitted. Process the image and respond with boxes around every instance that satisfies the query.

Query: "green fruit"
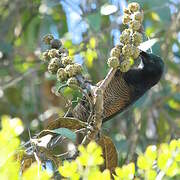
[107,57,120,68]
[57,68,68,82]
[119,60,131,72]
[48,58,60,74]
[43,34,54,45]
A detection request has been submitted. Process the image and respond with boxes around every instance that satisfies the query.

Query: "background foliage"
[0,0,180,178]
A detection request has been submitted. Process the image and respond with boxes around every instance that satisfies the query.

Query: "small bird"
[72,51,164,123]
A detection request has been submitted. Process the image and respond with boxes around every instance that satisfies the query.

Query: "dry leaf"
[98,135,118,172]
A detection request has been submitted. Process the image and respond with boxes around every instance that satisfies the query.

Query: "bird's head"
[140,51,164,85]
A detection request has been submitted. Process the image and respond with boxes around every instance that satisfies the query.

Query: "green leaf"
[86,12,101,32]
[51,128,76,142]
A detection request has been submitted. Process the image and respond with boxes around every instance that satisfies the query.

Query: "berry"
[50,39,62,49]
[48,58,60,74]
[110,47,121,59]
[57,68,68,82]
[107,57,120,68]
[122,44,134,57]
[67,77,78,88]
[65,64,77,77]
[43,34,54,45]
[48,49,60,58]
[61,56,73,66]
[128,2,140,13]
[119,60,131,72]
[129,20,141,31]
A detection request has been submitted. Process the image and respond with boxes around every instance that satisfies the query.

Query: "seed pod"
[107,57,120,68]
[48,58,60,74]
[132,32,143,46]
[129,20,141,31]
[67,77,78,88]
[74,63,82,74]
[132,46,140,59]
[122,44,134,57]
[134,11,144,22]
[48,49,60,58]
[123,7,131,15]
[57,68,68,82]
[119,60,131,72]
[42,50,50,62]
[122,15,131,24]
[50,39,62,49]
[61,56,73,66]
[65,64,77,77]
[43,34,54,45]
[128,2,140,13]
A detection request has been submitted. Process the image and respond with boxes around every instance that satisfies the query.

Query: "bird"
[71,51,164,123]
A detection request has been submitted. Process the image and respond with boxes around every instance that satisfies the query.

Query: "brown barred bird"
[71,51,164,123]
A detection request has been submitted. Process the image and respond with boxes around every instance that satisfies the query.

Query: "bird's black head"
[140,51,164,86]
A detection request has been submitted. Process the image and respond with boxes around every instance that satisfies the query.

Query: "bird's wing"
[101,70,134,122]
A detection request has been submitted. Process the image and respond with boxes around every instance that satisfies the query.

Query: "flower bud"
[74,63,82,74]
[120,31,131,44]
[122,15,131,24]
[50,39,62,49]
[122,44,134,57]
[110,47,121,59]
[134,11,143,22]
[43,34,54,45]
[132,46,140,59]
[48,49,60,58]
[61,56,73,66]
[42,50,50,62]
[128,2,140,12]
[123,8,131,15]
[65,64,77,77]
[119,60,131,72]
[57,68,68,82]
[132,32,143,46]
[67,77,78,87]
[129,20,141,31]
[48,58,60,74]
[107,57,120,68]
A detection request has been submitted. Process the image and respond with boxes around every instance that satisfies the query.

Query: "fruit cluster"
[107,2,144,72]
[41,34,83,87]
